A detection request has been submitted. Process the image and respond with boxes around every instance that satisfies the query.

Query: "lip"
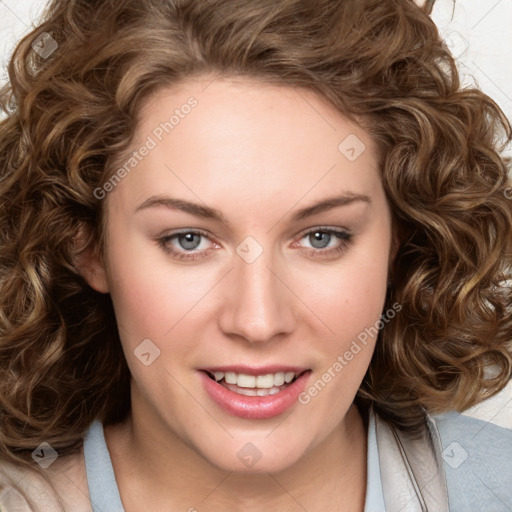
[200,365,308,376]
[199,368,311,420]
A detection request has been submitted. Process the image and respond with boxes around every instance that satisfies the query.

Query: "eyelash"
[156,227,353,262]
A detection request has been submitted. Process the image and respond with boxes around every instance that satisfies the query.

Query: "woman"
[0,0,511,510]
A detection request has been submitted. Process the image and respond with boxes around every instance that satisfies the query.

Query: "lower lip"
[199,371,311,419]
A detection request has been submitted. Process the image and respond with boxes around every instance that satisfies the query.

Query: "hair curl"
[0,0,511,467]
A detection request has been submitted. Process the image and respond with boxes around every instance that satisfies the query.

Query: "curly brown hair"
[0,0,511,468]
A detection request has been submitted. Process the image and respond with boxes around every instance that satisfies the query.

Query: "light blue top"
[434,410,512,512]
[83,420,124,512]
[83,411,512,511]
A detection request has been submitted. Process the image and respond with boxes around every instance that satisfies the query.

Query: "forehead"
[106,76,383,219]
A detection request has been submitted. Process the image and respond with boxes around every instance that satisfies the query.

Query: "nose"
[217,244,296,345]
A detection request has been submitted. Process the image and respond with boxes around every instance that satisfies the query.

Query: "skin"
[80,75,395,511]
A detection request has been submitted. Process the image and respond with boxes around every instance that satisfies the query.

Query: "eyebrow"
[135,192,371,228]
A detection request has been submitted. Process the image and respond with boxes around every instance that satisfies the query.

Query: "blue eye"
[296,227,353,258]
[156,227,353,261]
[302,229,350,249]
[157,229,213,261]
[174,232,202,251]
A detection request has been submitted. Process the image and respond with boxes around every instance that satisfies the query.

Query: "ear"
[72,228,110,294]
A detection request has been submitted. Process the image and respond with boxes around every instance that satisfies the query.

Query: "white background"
[0,0,511,423]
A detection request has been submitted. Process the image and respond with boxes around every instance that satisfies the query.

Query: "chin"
[196,437,308,474]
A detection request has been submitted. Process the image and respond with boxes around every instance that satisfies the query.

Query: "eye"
[294,227,353,258]
[172,232,202,251]
[156,226,353,262]
[156,229,216,261]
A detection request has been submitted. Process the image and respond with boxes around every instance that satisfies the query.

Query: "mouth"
[199,366,312,419]
[203,369,307,397]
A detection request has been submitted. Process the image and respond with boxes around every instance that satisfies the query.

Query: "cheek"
[295,263,390,419]
[104,230,221,364]
[301,271,386,388]
[303,249,390,348]
[295,235,391,405]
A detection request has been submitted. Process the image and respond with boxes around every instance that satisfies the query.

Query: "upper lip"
[200,365,310,376]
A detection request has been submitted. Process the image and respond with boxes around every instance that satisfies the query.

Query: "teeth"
[213,371,299,388]
[237,374,256,388]
[256,374,276,388]
[284,372,295,383]
[224,383,287,396]
[224,372,237,384]
[236,387,258,396]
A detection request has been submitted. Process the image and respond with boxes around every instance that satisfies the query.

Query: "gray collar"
[373,407,449,511]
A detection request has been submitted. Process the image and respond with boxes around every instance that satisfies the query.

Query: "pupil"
[180,233,200,250]
[310,231,330,249]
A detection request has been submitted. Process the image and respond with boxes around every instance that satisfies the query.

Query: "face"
[85,76,394,473]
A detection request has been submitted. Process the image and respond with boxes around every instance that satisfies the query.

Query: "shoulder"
[0,446,92,512]
[432,406,512,512]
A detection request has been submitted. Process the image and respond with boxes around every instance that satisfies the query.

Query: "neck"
[105,401,368,512]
